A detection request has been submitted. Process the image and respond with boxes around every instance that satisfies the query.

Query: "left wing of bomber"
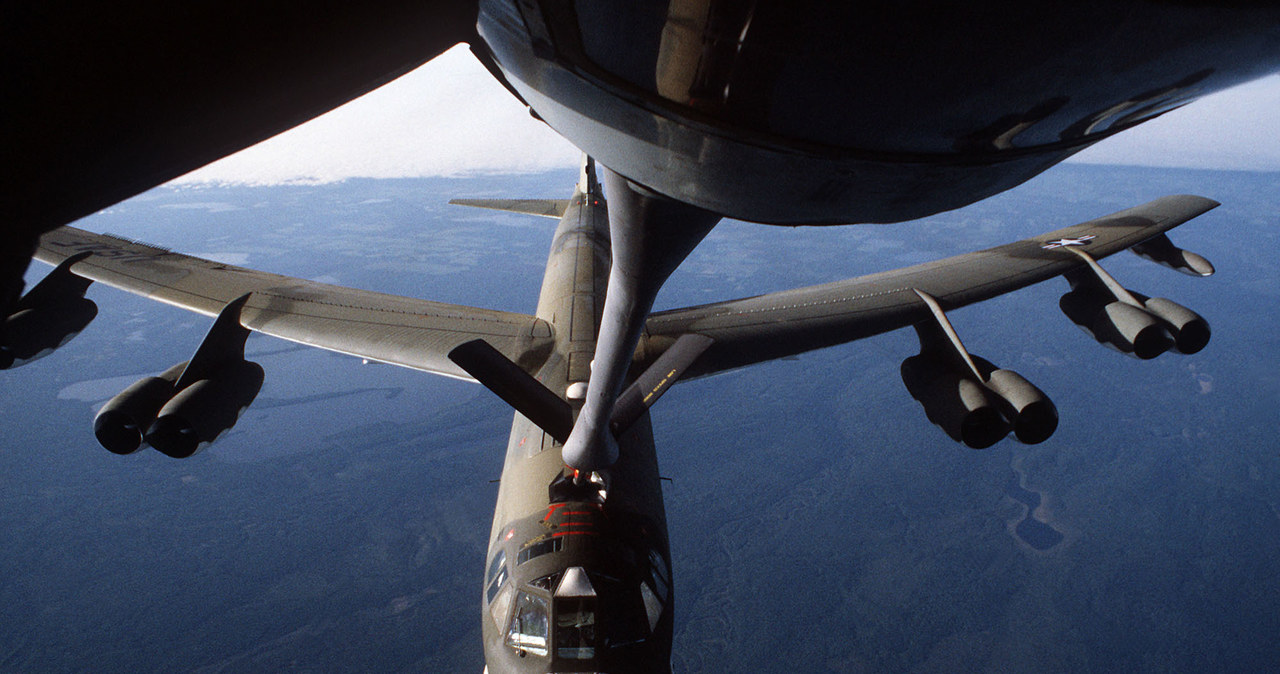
[7,226,553,458]
[30,226,552,378]
[639,195,1218,448]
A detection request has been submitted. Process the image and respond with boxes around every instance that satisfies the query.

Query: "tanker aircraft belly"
[18,156,1221,671]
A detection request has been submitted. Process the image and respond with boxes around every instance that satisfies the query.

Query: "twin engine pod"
[1,253,97,370]
[93,293,264,459]
[1059,288,1209,359]
[902,289,1058,449]
[94,359,264,458]
[1056,237,1211,360]
[901,353,1058,449]
[0,297,98,370]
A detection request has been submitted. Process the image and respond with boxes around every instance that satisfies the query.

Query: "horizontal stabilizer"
[448,339,573,442]
[449,198,570,219]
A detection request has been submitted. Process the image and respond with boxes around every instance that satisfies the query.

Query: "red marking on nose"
[552,530,599,538]
[543,503,569,522]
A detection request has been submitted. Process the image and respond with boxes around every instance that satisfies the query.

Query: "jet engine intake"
[901,354,1010,449]
[971,357,1058,445]
[1059,289,1172,359]
[904,289,1058,448]
[1131,293,1211,355]
[93,295,265,458]
[902,353,1058,449]
[94,361,188,454]
[145,360,265,458]
[1060,285,1211,358]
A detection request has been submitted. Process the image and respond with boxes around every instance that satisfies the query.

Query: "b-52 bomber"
[10,155,1217,672]
[6,1,1279,671]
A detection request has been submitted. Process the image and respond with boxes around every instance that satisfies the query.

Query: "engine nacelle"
[0,297,98,369]
[902,353,1059,448]
[1,252,96,370]
[1059,289,1172,360]
[973,357,1058,445]
[1134,295,1211,355]
[901,354,1010,449]
[94,361,188,454]
[145,360,264,458]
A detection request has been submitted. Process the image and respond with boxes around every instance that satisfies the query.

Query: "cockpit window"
[648,550,670,600]
[487,566,509,604]
[637,549,670,631]
[554,597,597,659]
[486,550,508,604]
[517,537,563,565]
[487,550,506,584]
[530,572,562,592]
[505,591,550,656]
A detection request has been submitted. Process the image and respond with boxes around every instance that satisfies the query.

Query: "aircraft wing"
[641,195,1219,377]
[34,226,553,380]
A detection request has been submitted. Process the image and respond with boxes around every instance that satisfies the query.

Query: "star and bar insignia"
[1041,234,1097,249]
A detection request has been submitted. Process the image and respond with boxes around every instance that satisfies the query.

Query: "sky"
[175,45,1280,185]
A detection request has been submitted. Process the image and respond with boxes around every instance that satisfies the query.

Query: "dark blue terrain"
[1,164,1277,672]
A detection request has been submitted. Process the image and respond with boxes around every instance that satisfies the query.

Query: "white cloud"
[174,45,579,185]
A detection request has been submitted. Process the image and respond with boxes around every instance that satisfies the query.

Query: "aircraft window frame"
[639,581,663,633]
[489,583,515,630]
[486,550,509,604]
[554,596,598,660]
[517,537,563,566]
[486,564,509,604]
[505,591,550,656]
[648,549,670,600]
[529,572,563,592]
[487,550,507,584]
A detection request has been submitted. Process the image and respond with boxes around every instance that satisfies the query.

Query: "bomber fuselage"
[480,169,674,673]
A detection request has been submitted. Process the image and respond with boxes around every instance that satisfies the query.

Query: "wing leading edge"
[34,226,553,380]
[639,195,1219,378]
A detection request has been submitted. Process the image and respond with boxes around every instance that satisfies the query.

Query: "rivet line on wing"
[647,286,914,324]
[254,290,517,324]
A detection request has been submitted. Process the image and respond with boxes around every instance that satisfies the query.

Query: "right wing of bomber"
[639,195,1219,448]
[5,226,553,458]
